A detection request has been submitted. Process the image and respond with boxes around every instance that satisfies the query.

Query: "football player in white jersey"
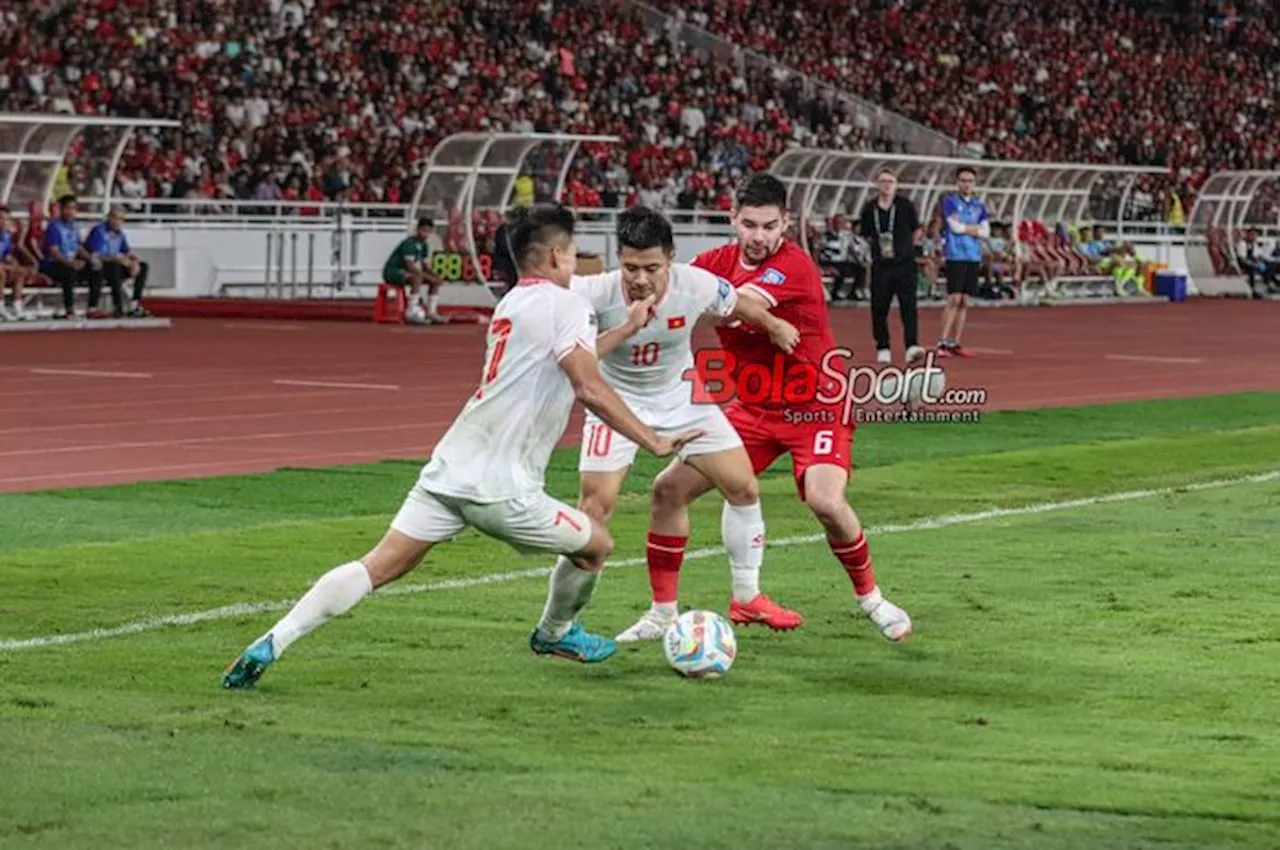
[222,203,703,688]
[566,206,807,642]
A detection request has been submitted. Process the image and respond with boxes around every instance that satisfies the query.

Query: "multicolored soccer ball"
[663,610,737,678]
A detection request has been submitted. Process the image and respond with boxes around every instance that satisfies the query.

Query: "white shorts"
[390,484,593,556]
[578,399,743,473]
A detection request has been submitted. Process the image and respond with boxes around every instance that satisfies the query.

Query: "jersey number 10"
[630,341,659,366]
[476,318,513,399]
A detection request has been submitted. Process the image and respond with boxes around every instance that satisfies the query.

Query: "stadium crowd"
[659,0,1278,219]
[665,1,1277,165]
[6,0,886,218]
[5,0,1276,223]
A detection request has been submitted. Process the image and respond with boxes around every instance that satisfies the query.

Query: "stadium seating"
[5,0,886,217]
[4,0,1277,303]
[656,0,1279,219]
[8,0,1272,223]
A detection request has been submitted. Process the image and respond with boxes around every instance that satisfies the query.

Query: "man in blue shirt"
[86,207,151,318]
[937,167,990,358]
[0,205,36,321]
[40,194,93,319]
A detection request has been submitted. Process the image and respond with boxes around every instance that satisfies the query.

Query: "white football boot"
[615,607,677,642]
[857,590,913,642]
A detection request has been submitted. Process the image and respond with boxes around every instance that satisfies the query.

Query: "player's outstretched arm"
[594,294,656,356]
[559,347,703,457]
[730,289,799,353]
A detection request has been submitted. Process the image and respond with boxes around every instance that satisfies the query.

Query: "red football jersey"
[692,239,845,411]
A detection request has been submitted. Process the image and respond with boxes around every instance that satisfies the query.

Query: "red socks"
[646,530,875,602]
[646,532,687,604]
[829,531,877,596]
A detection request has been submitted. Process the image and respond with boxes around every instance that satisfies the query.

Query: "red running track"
[1,300,1278,493]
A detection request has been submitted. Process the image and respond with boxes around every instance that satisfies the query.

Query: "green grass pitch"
[2,392,1279,849]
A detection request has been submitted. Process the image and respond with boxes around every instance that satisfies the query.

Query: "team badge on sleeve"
[760,268,787,286]
[668,315,686,330]
[717,276,732,299]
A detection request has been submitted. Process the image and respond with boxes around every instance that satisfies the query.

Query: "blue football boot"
[529,621,616,663]
[221,634,276,688]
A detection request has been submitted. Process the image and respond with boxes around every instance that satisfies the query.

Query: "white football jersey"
[417,280,596,503]
[571,263,737,402]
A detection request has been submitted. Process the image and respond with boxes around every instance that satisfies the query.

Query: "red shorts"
[724,401,852,500]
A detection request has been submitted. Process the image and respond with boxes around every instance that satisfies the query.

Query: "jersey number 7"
[475,318,513,399]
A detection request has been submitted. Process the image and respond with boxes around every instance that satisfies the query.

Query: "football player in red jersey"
[635,173,913,642]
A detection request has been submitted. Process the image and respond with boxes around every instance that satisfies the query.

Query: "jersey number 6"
[813,429,834,455]
[476,318,513,399]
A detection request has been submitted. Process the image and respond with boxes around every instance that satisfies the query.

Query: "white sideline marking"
[29,368,154,379]
[965,347,1015,355]
[2,468,1277,654]
[1104,354,1203,365]
[273,379,401,391]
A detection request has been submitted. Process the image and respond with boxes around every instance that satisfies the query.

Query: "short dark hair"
[616,206,674,254]
[505,202,576,271]
[956,166,977,179]
[57,194,77,206]
[735,172,788,211]
[416,216,434,230]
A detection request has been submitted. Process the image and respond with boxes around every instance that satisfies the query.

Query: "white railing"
[52,193,1268,250]
[97,213,1217,308]
[57,196,738,234]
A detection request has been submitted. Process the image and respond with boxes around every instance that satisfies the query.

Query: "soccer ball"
[663,610,737,678]
[904,368,946,404]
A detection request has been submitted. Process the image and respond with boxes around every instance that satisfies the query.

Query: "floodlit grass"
[2,393,1278,849]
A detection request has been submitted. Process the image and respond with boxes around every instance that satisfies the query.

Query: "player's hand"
[624,294,657,334]
[767,317,799,353]
[650,427,705,457]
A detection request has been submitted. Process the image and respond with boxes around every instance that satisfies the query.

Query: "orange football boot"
[729,594,804,630]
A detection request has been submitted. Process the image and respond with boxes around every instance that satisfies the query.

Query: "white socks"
[426,292,440,314]
[722,501,765,603]
[857,586,884,613]
[653,601,679,619]
[262,561,373,656]
[536,556,600,640]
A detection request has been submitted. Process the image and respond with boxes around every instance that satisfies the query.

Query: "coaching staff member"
[937,165,989,358]
[859,169,923,365]
[39,194,93,319]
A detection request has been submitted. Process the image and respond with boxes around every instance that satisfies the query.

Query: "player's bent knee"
[578,493,616,525]
[573,523,613,570]
[592,525,615,557]
[652,465,698,508]
[578,494,610,520]
[804,495,851,533]
[362,528,432,587]
[719,473,759,506]
[802,477,850,527]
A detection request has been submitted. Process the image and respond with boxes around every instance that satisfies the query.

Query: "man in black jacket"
[859,169,924,364]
